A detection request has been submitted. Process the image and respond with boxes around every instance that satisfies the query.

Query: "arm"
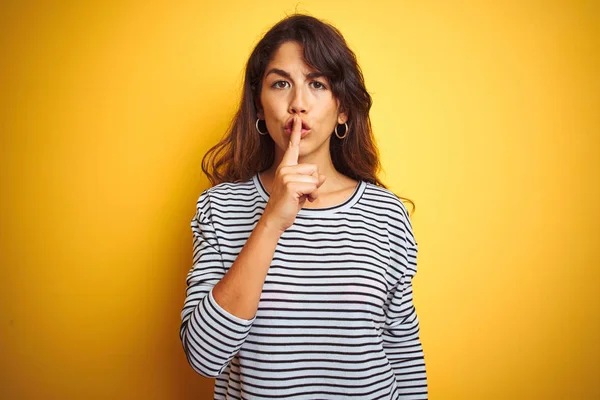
[179,191,281,377]
[382,205,428,399]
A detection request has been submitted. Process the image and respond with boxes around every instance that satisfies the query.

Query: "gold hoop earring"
[334,122,348,139]
[256,118,269,135]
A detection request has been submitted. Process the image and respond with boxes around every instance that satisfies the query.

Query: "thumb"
[317,174,326,188]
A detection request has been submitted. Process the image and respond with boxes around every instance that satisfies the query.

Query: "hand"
[260,115,326,234]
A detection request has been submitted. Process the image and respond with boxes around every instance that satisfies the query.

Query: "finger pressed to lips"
[284,117,311,138]
[290,116,302,144]
[280,117,301,166]
[285,117,310,131]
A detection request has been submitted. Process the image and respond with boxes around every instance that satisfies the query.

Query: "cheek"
[316,94,338,112]
[260,94,282,116]
[319,102,340,123]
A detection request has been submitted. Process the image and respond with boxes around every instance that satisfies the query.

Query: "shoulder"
[194,178,256,213]
[363,182,417,247]
[197,177,254,199]
[363,182,412,222]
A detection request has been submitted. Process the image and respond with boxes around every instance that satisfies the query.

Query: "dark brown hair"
[201,13,415,213]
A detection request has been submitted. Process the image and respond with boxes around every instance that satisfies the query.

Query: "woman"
[180,13,428,399]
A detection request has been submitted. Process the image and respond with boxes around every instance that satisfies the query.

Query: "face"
[257,41,347,162]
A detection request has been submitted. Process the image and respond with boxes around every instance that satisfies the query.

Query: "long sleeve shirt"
[180,173,428,399]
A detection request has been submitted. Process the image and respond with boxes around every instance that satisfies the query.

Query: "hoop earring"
[334,122,348,139]
[256,118,269,135]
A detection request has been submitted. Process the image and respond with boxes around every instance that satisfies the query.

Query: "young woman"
[180,13,428,399]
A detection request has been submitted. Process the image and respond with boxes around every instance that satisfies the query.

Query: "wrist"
[256,216,284,239]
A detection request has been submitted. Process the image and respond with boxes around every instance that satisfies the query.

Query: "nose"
[288,86,307,114]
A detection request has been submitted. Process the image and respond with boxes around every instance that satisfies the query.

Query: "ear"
[336,99,348,124]
[255,99,264,120]
[256,107,265,119]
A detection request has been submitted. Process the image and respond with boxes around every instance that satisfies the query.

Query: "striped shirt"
[180,173,428,399]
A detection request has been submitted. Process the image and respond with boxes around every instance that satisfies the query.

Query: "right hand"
[261,115,327,234]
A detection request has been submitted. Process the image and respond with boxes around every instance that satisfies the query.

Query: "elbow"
[185,353,223,378]
[181,327,228,378]
[185,353,227,378]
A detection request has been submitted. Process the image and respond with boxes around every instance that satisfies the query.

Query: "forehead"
[265,41,315,73]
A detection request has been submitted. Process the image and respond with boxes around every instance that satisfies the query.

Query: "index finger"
[280,116,302,167]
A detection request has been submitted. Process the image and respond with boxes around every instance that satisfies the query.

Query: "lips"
[285,118,310,131]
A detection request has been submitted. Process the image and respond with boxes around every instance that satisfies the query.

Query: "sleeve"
[179,190,256,378]
[382,202,428,399]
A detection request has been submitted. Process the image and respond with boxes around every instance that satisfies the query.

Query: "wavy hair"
[201,13,415,213]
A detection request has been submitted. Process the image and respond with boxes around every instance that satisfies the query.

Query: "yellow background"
[1,1,598,399]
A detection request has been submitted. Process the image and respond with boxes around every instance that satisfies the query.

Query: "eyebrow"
[264,68,325,80]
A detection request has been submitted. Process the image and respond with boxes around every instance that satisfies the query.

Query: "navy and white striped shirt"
[180,173,428,399]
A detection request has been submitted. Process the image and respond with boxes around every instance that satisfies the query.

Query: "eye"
[271,80,289,89]
[311,81,327,90]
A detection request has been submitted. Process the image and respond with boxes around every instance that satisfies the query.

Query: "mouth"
[284,118,311,135]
